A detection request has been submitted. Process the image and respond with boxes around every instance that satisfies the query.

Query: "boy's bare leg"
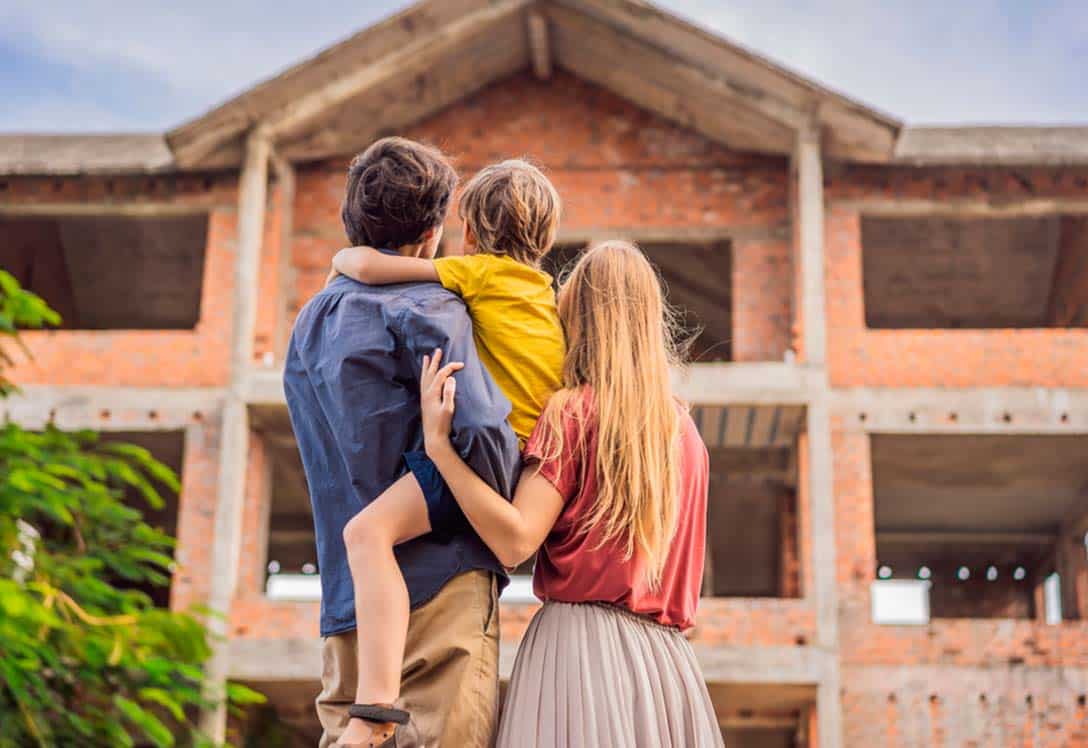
[339,473,430,745]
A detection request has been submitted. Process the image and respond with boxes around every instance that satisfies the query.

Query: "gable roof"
[4,0,1087,176]
[165,0,902,168]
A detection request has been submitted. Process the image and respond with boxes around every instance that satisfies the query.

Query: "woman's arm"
[420,350,564,568]
[332,246,440,285]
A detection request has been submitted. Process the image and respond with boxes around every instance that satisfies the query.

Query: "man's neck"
[392,241,425,258]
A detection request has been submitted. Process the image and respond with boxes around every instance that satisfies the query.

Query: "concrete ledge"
[230,637,831,685]
[229,638,322,681]
[244,367,288,406]
[247,362,822,408]
[672,363,821,405]
[7,386,224,430]
[832,387,1088,433]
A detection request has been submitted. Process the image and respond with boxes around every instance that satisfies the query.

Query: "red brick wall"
[1,174,239,386]
[842,666,1088,748]
[284,72,793,363]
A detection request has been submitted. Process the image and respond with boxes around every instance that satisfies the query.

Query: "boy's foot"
[334,717,396,748]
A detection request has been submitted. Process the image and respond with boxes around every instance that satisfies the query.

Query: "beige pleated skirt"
[497,601,725,748]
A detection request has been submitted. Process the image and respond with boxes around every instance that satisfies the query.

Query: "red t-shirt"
[523,391,709,630]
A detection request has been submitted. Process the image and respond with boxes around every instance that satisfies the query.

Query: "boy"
[334,160,565,747]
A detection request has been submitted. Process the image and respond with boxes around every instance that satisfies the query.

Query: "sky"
[0,0,1085,133]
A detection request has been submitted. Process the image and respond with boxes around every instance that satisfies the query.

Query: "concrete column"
[1058,522,1088,620]
[795,117,842,748]
[199,126,271,740]
[270,151,296,360]
[797,119,827,367]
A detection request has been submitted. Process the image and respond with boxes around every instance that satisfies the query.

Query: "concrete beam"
[672,363,820,405]
[693,644,832,685]
[832,387,1088,433]
[0,202,218,217]
[6,386,223,430]
[719,716,798,730]
[877,531,1054,547]
[230,638,833,686]
[229,638,321,682]
[200,127,271,741]
[554,222,790,246]
[243,367,288,406]
[248,362,822,408]
[527,8,552,80]
[832,198,1088,216]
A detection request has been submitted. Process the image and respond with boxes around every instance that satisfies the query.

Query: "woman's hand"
[420,348,464,457]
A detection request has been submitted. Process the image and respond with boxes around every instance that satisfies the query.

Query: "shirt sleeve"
[523,396,584,504]
[433,255,490,304]
[397,291,521,504]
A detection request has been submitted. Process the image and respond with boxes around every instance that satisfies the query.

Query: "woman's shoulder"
[673,400,709,464]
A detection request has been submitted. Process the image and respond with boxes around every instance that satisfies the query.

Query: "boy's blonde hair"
[535,240,684,588]
[458,159,560,266]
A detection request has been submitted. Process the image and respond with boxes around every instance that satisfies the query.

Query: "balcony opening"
[696,404,804,598]
[0,212,208,330]
[710,683,816,748]
[103,430,185,609]
[872,434,1088,622]
[546,240,733,362]
[256,408,319,601]
[861,215,1088,329]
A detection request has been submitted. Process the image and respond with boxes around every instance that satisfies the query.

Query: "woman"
[419,240,722,747]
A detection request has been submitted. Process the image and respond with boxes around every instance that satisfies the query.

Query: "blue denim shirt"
[284,273,520,636]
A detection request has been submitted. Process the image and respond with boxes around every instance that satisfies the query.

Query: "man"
[284,137,520,747]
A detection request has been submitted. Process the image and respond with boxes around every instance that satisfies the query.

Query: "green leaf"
[138,687,186,723]
[115,695,175,748]
[226,682,267,706]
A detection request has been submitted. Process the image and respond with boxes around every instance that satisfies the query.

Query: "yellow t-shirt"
[434,253,564,442]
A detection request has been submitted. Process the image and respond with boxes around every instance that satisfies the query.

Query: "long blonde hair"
[537,240,684,587]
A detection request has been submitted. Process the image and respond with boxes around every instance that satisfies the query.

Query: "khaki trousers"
[317,570,499,748]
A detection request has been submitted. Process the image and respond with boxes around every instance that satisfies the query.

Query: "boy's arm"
[332,246,439,285]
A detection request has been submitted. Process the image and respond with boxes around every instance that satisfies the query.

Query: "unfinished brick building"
[2,1,1087,745]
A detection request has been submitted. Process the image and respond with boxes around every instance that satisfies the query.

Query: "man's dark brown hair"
[341,136,458,249]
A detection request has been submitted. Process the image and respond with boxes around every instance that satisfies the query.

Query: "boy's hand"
[420,348,464,456]
[324,266,339,287]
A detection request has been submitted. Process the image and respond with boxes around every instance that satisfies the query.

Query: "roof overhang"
[0,134,175,176]
[894,126,1088,167]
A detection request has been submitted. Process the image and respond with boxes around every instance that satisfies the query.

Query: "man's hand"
[420,348,463,457]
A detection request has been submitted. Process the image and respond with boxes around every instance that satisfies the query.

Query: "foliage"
[0,270,263,747]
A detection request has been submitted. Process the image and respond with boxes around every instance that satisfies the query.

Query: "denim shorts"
[403,450,469,539]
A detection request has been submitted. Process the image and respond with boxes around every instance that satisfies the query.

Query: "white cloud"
[657,0,1088,123]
